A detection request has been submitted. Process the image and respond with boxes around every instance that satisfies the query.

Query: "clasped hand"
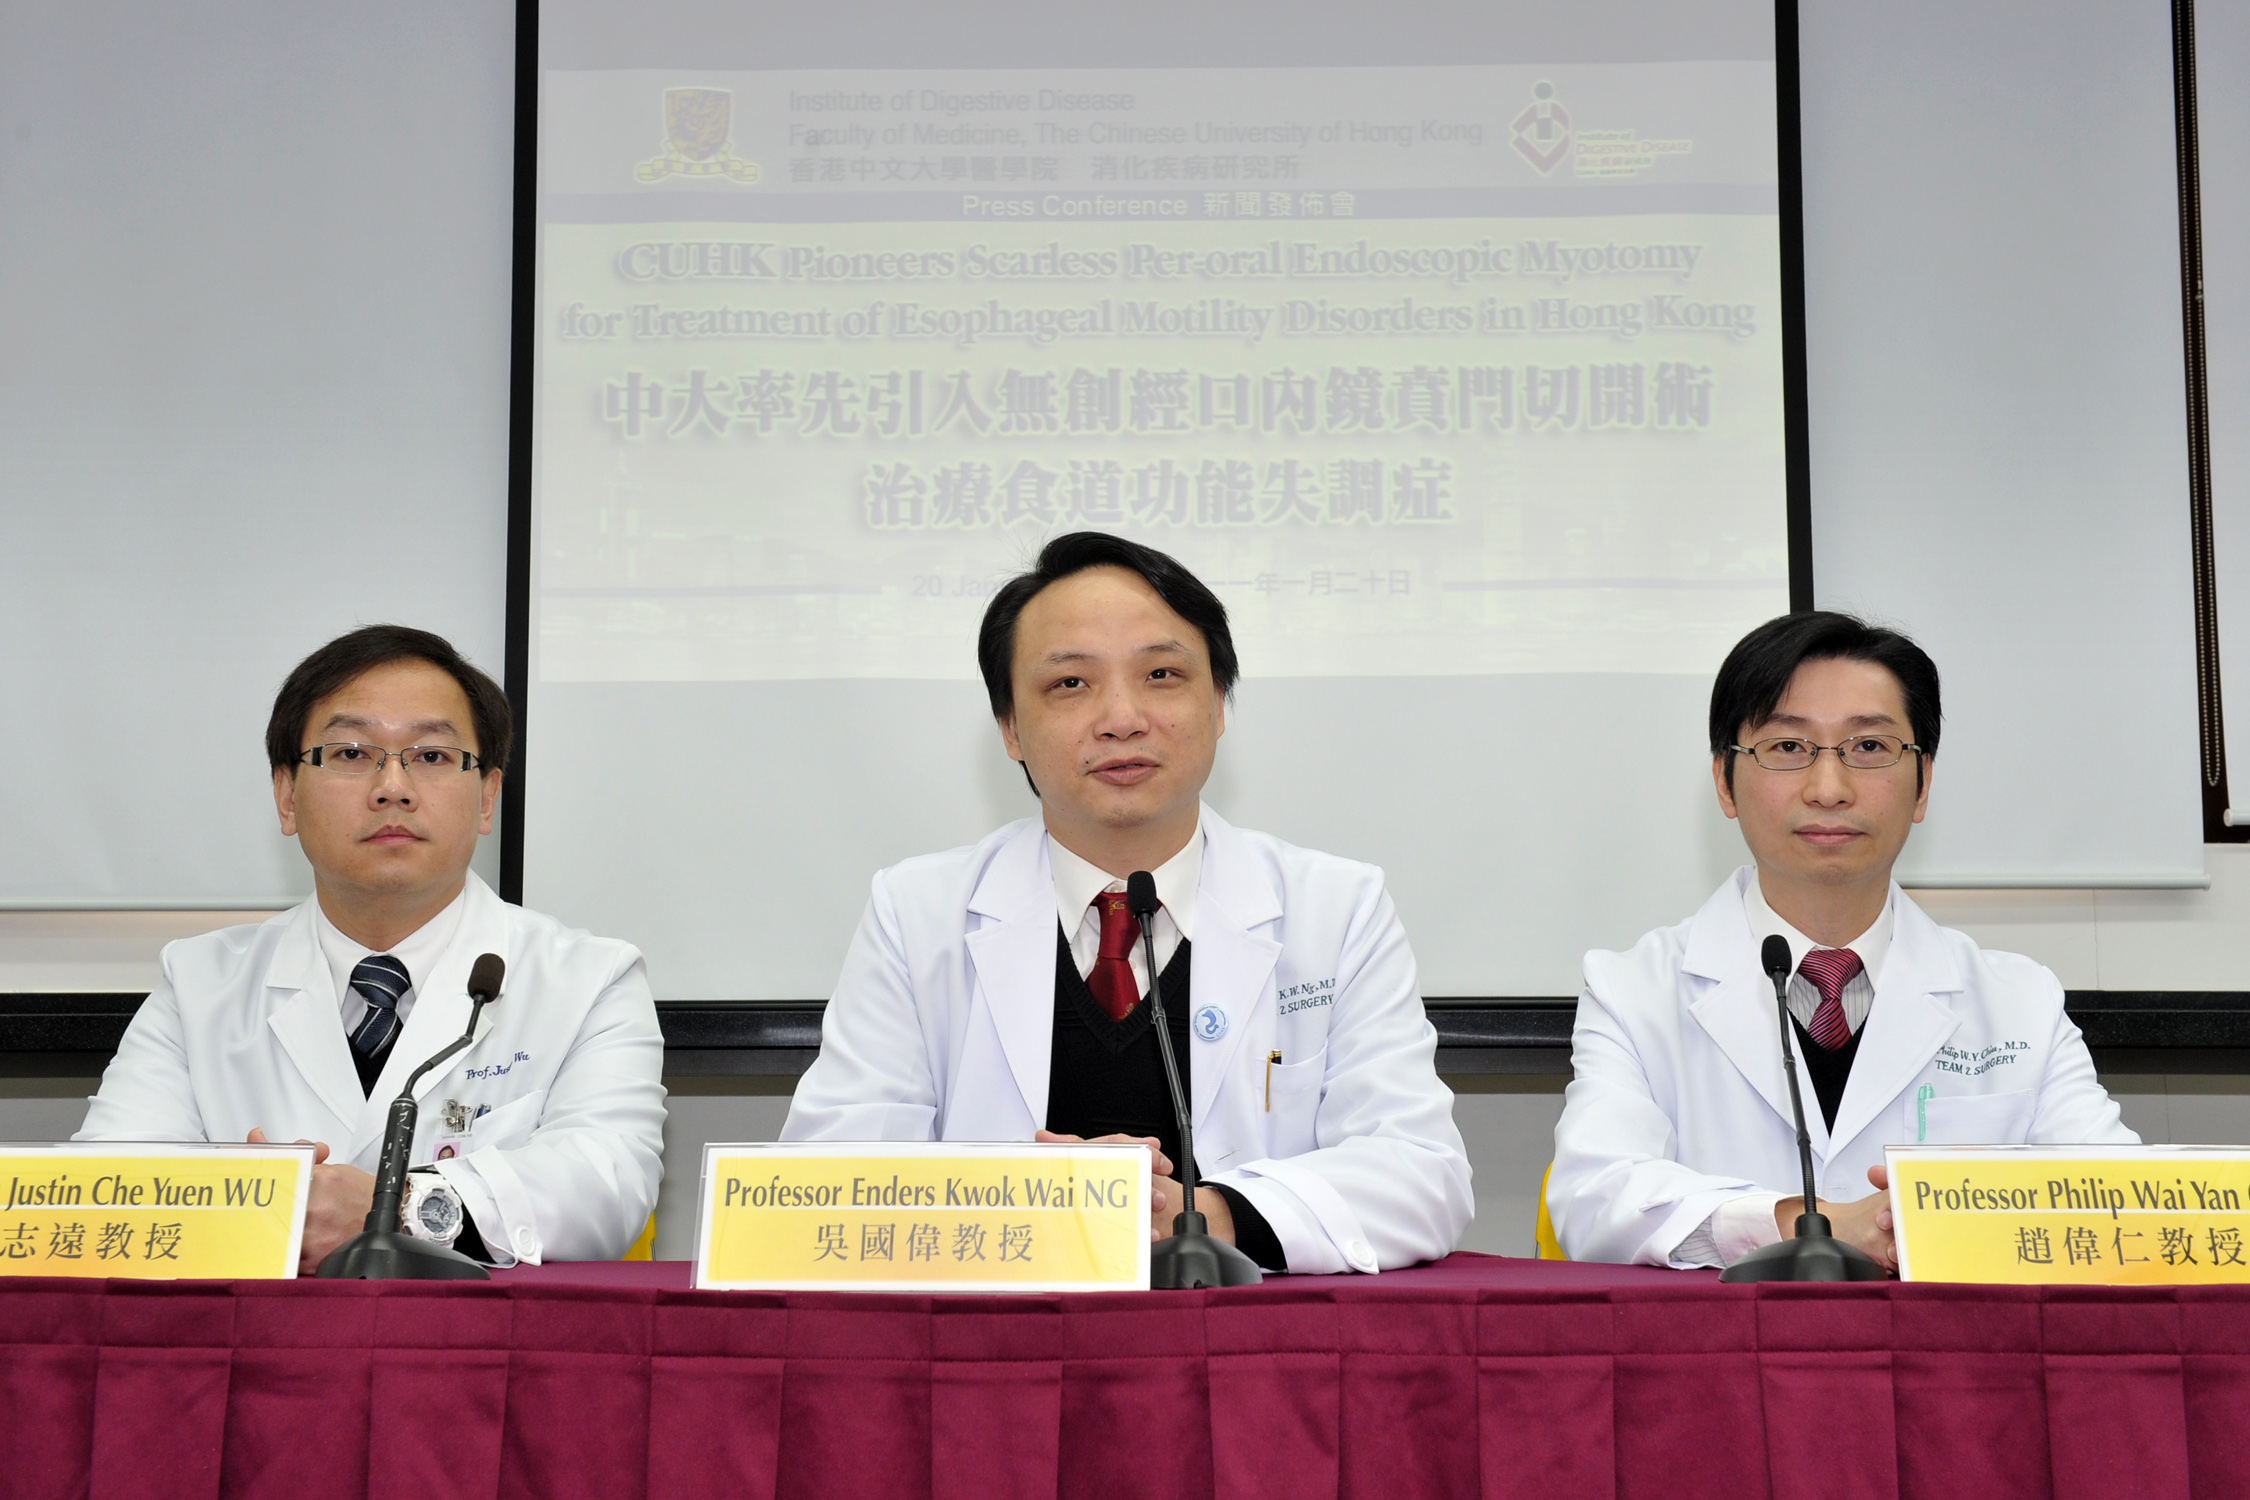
[1774,1164,1897,1274]
[247,1128,378,1274]
[1034,1130,1237,1245]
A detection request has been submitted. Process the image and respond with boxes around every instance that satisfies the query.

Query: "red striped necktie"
[1088,893,1143,1022]
[1798,947,1863,1051]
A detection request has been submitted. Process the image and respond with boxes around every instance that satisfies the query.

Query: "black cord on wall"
[2176,0,2245,843]
[1775,0,1815,615]
[500,0,541,901]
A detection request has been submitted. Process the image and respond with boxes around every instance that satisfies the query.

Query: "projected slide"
[537,60,1787,682]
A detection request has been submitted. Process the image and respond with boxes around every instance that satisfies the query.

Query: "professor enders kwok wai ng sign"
[1888,1144,2250,1285]
[694,1141,1151,1292]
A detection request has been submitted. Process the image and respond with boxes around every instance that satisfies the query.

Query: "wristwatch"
[401,1171,466,1248]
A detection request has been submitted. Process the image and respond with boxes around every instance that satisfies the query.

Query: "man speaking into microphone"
[784,533,1471,1273]
[77,626,666,1271]
[1548,612,2136,1271]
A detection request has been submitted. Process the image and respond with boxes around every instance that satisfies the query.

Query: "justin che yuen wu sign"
[1888,1144,2250,1285]
[694,1141,1150,1292]
[0,1142,315,1280]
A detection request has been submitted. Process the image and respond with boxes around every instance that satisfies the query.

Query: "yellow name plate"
[0,1142,315,1280]
[1889,1144,2250,1285]
[694,1141,1150,1292]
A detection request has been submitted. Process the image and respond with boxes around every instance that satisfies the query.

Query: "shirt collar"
[313,883,471,1006]
[1741,870,1894,988]
[1047,818,1203,942]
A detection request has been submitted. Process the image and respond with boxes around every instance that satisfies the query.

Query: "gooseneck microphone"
[1766,935,1825,1225]
[1127,872,1261,1289]
[1720,936,1886,1283]
[318,953,507,1280]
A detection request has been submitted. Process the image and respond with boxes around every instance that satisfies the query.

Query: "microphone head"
[467,953,506,1004]
[1760,934,1793,981]
[1125,871,1160,919]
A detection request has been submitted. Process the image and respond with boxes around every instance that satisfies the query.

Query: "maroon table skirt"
[0,1252,2242,1500]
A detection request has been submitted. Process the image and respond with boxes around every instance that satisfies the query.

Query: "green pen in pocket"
[1916,1084,1935,1141]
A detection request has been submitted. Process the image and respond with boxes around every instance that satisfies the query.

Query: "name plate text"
[1889,1144,2250,1285]
[0,1142,315,1280]
[694,1141,1150,1292]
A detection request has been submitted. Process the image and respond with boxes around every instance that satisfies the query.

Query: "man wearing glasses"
[78,626,665,1271]
[1547,612,2134,1270]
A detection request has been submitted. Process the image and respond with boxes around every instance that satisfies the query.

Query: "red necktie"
[1799,947,1864,1051]
[1088,892,1144,1021]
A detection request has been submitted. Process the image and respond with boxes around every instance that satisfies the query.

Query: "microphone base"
[315,1230,490,1281]
[1719,1219,1889,1283]
[1149,1211,1264,1289]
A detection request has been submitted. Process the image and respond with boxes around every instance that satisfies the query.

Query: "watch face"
[414,1186,464,1241]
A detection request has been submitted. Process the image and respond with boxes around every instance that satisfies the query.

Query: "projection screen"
[525,0,1792,997]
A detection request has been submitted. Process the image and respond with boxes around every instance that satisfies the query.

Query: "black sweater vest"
[1043,927,1285,1270]
[1045,928,1194,1169]
[1793,1014,1862,1133]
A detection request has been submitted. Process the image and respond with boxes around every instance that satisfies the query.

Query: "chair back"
[1534,1162,1566,1260]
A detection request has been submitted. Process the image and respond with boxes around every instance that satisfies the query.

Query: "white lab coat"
[783,807,1473,1273]
[77,874,666,1264]
[1549,867,2135,1266]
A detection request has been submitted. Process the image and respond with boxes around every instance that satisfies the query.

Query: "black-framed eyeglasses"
[298,743,482,777]
[1729,736,1922,772]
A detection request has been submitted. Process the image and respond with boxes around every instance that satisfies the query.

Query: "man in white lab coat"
[784,533,1471,1273]
[1549,612,2134,1270]
[78,626,665,1269]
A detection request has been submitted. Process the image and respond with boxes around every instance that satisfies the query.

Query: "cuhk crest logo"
[1510,81,1571,175]
[637,87,760,183]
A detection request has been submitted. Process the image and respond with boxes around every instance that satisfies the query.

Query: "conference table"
[1,1253,2237,1500]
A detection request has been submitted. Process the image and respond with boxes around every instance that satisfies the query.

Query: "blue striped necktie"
[347,954,411,1060]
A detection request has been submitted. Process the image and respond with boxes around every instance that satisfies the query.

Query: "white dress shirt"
[312,885,469,1038]
[1744,873,1891,1036]
[1046,823,1202,997]
[1676,874,1897,1268]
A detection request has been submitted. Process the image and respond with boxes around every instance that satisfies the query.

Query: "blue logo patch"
[1192,1005,1228,1042]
